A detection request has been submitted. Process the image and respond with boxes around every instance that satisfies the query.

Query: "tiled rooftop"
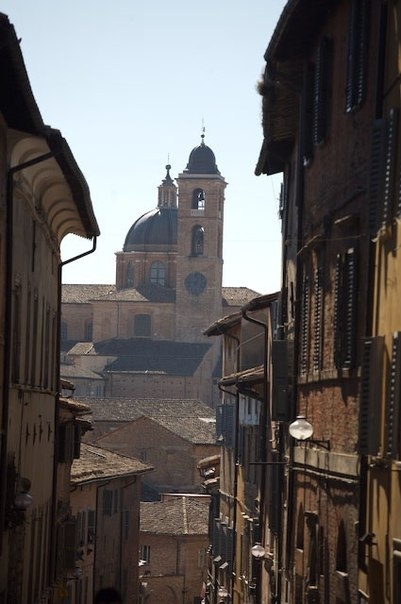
[71,443,153,485]
[62,283,260,307]
[140,495,210,535]
[77,398,217,444]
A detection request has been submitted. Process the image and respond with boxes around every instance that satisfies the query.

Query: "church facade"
[61,137,260,406]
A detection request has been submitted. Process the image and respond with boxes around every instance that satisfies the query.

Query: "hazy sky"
[2,1,286,295]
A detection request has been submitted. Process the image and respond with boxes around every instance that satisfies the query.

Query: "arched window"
[126,262,134,287]
[150,261,165,286]
[192,188,205,210]
[133,314,151,337]
[191,225,204,256]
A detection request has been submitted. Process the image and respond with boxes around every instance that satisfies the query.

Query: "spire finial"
[201,118,205,145]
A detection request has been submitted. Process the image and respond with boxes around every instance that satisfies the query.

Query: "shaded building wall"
[139,533,208,604]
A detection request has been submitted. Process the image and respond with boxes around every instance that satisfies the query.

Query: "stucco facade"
[0,13,99,603]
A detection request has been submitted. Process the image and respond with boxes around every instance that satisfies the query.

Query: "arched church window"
[133,314,151,337]
[126,262,134,287]
[191,225,204,256]
[192,188,205,210]
[150,261,165,286]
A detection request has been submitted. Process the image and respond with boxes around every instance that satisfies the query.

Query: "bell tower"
[175,134,227,341]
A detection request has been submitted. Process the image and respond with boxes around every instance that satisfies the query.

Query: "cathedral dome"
[185,135,220,174]
[123,207,177,251]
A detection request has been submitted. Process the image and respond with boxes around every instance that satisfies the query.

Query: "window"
[192,188,205,210]
[345,0,370,112]
[333,248,358,370]
[300,270,310,375]
[84,320,93,341]
[61,321,68,341]
[140,544,150,563]
[191,225,204,256]
[359,336,383,455]
[386,332,401,458]
[368,109,399,235]
[103,490,113,516]
[126,261,134,287]
[305,512,318,587]
[134,314,151,337]
[12,284,21,383]
[336,521,347,573]
[313,36,332,145]
[393,539,401,603]
[150,261,165,286]
[313,259,324,372]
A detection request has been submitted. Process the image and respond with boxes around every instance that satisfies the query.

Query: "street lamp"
[251,543,266,560]
[289,415,330,449]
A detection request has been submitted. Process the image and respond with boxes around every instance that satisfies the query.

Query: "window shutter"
[386,332,401,458]
[368,118,387,235]
[302,63,315,162]
[382,108,399,227]
[359,336,384,454]
[87,510,95,544]
[346,0,370,112]
[313,266,323,372]
[103,490,113,516]
[272,339,291,421]
[313,36,332,145]
[226,526,234,574]
[343,248,358,369]
[300,273,310,375]
[224,403,235,448]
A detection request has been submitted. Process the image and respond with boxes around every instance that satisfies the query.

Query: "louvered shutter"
[300,273,310,375]
[343,248,358,369]
[333,253,343,368]
[226,526,234,574]
[386,332,401,458]
[359,336,384,454]
[313,36,332,145]
[313,266,323,372]
[302,63,315,162]
[368,118,387,235]
[382,108,399,227]
[272,339,291,421]
[346,0,370,112]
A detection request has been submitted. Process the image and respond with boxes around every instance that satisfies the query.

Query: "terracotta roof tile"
[140,496,210,535]
[71,443,153,484]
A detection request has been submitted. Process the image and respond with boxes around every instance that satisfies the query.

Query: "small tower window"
[192,226,204,256]
[126,262,134,287]
[150,261,165,286]
[192,188,205,210]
